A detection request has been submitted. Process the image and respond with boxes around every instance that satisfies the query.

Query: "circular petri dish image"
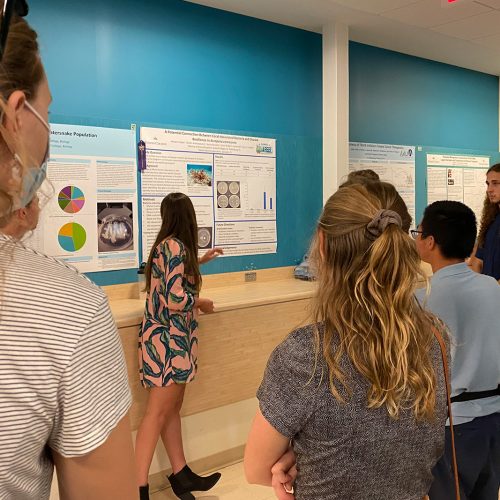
[198,228,212,248]
[218,195,229,208]
[217,181,228,195]
[99,215,133,251]
[229,182,240,195]
[229,195,240,208]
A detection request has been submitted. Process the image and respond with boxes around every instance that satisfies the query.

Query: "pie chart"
[58,186,85,214]
[58,222,86,252]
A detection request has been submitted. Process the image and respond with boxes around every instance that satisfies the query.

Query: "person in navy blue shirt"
[473,163,500,282]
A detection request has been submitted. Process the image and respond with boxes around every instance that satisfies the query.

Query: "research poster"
[140,127,277,258]
[426,153,489,224]
[349,142,416,227]
[29,124,139,272]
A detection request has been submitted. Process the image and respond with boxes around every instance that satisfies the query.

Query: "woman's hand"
[271,448,297,499]
[196,297,214,314]
[199,247,224,265]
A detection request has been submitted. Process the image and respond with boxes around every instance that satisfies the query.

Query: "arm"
[247,330,317,490]
[49,297,134,497]
[54,415,137,500]
[198,247,224,265]
[195,296,214,313]
[160,242,215,314]
[161,240,195,312]
[469,256,483,273]
[244,409,290,486]
[467,244,483,273]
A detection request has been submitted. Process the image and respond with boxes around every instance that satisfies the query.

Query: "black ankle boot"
[139,484,150,500]
[168,465,221,499]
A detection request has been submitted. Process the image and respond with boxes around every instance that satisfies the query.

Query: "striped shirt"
[0,235,131,499]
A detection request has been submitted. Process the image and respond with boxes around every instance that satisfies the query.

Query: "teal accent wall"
[29,0,323,285]
[350,41,499,225]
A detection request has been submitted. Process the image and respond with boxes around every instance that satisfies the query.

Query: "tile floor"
[150,461,276,500]
[150,462,500,500]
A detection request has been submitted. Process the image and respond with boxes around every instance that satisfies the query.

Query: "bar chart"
[263,191,273,210]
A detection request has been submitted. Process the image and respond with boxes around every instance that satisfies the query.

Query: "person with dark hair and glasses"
[413,200,500,500]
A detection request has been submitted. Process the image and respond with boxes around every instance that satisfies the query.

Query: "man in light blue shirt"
[414,200,500,500]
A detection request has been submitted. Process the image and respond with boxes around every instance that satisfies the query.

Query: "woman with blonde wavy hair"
[245,184,449,499]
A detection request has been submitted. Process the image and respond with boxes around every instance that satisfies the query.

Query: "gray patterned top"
[257,323,448,500]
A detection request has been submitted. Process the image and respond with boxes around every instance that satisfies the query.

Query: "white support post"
[322,22,349,204]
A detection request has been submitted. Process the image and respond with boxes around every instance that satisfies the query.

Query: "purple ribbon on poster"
[138,140,147,172]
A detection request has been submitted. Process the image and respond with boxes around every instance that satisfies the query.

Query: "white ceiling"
[185,0,500,76]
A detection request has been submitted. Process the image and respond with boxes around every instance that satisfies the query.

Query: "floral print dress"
[139,237,198,387]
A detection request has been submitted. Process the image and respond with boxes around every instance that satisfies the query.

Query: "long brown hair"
[0,15,45,225]
[144,193,201,293]
[311,184,437,421]
[478,163,500,247]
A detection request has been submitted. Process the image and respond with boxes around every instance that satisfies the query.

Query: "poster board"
[349,142,416,227]
[140,127,277,258]
[30,124,139,272]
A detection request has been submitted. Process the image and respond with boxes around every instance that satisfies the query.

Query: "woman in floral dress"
[135,192,222,500]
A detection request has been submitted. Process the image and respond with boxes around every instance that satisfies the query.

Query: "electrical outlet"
[245,271,257,282]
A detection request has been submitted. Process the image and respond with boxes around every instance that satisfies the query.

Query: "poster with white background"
[140,127,277,258]
[426,153,489,224]
[28,124,138,272]
[349,142,416,227]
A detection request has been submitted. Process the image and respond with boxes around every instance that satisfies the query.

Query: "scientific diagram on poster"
[349,142,416,227]
[426,153,490,224]
[29,124,139,272]
[140,127,277,258]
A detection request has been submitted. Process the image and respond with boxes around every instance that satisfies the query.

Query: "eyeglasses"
[410,230,424,240]
[0,0,29,63]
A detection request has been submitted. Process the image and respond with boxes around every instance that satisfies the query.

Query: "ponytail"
[312,185,437,420]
